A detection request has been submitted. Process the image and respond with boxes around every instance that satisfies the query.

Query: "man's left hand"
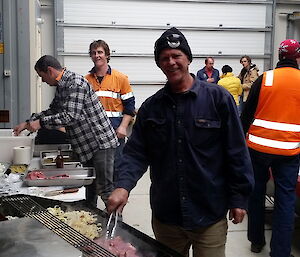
[229,208,246,224]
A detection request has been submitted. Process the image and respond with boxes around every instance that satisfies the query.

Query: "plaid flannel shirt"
[30,69,118,162]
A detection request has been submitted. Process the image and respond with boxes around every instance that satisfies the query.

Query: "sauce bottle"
[55,148,64,168]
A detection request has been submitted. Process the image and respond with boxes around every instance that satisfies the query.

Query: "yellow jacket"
[217,72,242,105]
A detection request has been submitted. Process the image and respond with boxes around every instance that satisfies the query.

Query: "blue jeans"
[247,149,299,257]
[84,148,115,208]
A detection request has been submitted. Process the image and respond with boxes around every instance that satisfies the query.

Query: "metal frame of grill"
[2,195,116,257]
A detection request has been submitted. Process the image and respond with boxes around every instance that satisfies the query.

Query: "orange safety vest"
[247,67,300,156]
[85,69,134,118]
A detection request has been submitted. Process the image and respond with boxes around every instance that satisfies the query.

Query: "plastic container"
[0,129,36,163]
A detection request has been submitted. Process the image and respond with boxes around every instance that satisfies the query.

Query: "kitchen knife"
[44,187,79,196]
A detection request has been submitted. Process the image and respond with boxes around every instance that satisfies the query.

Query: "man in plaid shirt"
[14,55,119,207]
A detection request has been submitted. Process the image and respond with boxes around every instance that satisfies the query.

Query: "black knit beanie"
[154,27,193,67]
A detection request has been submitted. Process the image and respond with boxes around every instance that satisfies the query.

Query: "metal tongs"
[105,211,119,240]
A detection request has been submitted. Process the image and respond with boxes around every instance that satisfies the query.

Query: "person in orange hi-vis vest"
[241,39,300,257]
[85,40,136,208]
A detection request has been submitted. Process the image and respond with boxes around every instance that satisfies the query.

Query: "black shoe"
[251,243,266,253]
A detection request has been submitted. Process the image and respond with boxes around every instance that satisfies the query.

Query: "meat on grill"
[94,236,140,257]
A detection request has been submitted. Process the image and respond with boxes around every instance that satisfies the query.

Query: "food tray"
[40,150,81,168]
[33,144,72,157]
[23,167,95,187]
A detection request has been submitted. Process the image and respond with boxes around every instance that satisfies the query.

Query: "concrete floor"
[100,172,300,257]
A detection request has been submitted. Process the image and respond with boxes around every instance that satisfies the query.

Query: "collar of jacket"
[275,59,299,69]
[161,73,199,101]
[88,65,112,75]
[220,72,234,78]
[58,69,71,82]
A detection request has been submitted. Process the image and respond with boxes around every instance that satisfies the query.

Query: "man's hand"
[107,188,129,214]
[229,208,246,224]
[27,120,41,132]
[207,78,215,83]
[116,125,127,139]
[13,122,28,136]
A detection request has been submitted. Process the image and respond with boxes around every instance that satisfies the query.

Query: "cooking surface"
[0,217,82,257]
[0,195,184,257]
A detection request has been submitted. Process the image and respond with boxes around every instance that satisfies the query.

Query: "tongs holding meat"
[105,211,119,240]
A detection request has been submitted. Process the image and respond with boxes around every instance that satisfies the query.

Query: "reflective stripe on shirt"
[265,70,274,86]
[96,91,121,99]
[106,111,123,118]
[248,134,300,150]
[121,92,134,100]
[253,119,300,132]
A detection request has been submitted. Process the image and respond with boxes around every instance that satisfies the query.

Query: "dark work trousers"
[84,148,115,208]
[247,148,299,257]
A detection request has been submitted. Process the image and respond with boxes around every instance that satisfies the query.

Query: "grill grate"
[2,195,116,257]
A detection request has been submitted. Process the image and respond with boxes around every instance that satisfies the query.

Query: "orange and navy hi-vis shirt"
[85,66,135,129]
[247,67,300,156]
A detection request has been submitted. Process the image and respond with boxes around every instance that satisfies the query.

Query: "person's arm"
[240,75,263,134]
[107,188,129,214]
[219,91,254,212]
[241,69,259,90]
[117,75,136,138]
[107,103,150,213]
[13,122,29,135]
[196,69,205,81]
[229,208,247,224]
[214,69,220,83]
[116,114,133,138]
[13,100,58,135]
[237,78,243,96]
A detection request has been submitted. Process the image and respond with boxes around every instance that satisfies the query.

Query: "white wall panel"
[64,55,264,108]
[64,56,264,83]
[64,27,266,55]
[131,84,164,108]
[58,0,271,108]
[64,56,165,83]
[63,0,267,28]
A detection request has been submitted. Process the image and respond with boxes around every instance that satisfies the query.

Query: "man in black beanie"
[108,27,254,257]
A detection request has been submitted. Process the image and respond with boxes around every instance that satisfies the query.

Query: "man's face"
[205,58,214,70]
[241,58,250,68]
[158,48,190,85]
[90,46,108,67]
[36,67,57,86]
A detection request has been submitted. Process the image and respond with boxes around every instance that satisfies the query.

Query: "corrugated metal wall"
[0,0,36,128]
[55,0,274,108]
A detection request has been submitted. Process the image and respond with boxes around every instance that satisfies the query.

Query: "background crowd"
[196,55,259,115]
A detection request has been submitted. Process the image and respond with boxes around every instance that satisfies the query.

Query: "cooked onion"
[47,206,102,240]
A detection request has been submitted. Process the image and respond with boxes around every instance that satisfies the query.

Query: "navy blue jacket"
[197,67,220,83]
[116,76,254,229]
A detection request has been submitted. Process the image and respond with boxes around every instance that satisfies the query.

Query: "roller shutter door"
[55,0,274,108]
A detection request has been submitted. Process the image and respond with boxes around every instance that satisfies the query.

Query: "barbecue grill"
[0,195,184,257]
